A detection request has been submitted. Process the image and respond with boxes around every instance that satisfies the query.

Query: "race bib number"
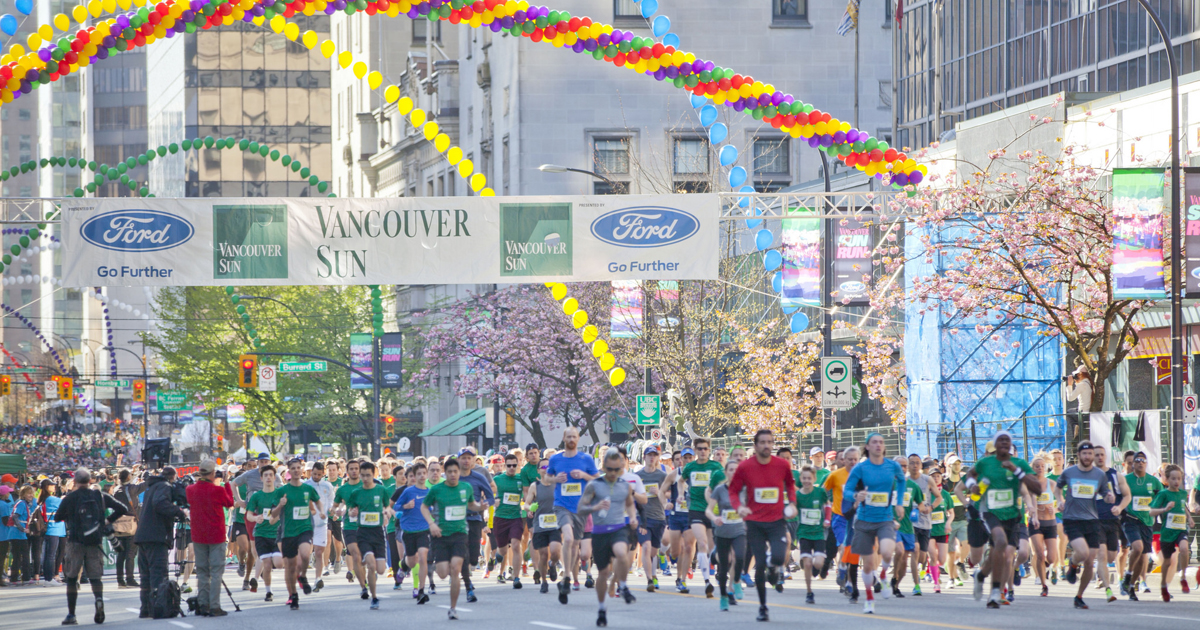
[930,510,945,524]
[360,512,381,527]
[866,492,890,508]
[538,513,558,528]
[800,508,821,525]
[503,493,521,506]
[643,483,659,496]
[1069,480,1097,499]
[562,483,582,497]
[263,510,272,521]
[691,472,711,486]
[902,490,912,507]
[1037,492,1054,506]
[445,505,467,521]
[754,488,780,503]
[1166,513,1188,530]
[1132,496,1152,512]
[293,506,310,520]
[951,494,963,507]
[987,489,1014,509]
[238,507,246,515]
[677,500,688,511]
[722,510,742,523]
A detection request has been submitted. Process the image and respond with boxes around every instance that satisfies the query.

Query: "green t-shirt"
[519,462,541,488]
[794,488,827,541]
[493,473,526,520]
[334,480,362,531]
[972,455,1033,521]
[1124,473,1163,527]
[246,489,281,539]
[233,484,250,524]
[277,482,321,538]
[347,484,392,530]
[682,460,724,511]
[930,489,952,537]
[381,478,398,533]
[1151,489,1190,542]
[814,468,831,487]
[898,479,924,535]
[423,481,472,536]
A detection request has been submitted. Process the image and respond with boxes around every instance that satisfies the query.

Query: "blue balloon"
[708,122,727,145]
[764,250,782,271]
[790,312,810,334]
[719,145,739,166]
[755,228,773,251]
[689,94,707,109]
[782,304,799,314]
[662,33,680,48]
[652,15,670,37]
[0,14,16,36]
[739,185,757,211]
[728,165,747,187]
[14,0,31,15]
[699,105,718,127]
[772,271,782,294]
[640,0,657,18]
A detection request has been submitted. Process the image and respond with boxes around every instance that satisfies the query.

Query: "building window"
[593,138,630,176]
[614,0,639,18]
[94,106,146,130]
[594,181,630,195]
[18,135,31,163]
[772,0,807,23]
[753,138,789,176]
[413,19,441,44]
[673,138,709,175]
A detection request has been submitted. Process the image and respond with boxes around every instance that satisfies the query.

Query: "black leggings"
[715,535,745,598]
[386,531,402,577]
[746,520,788,607]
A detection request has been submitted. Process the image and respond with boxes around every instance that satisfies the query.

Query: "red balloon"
[613,52,626,65]
[459,6,472,18]
[663,45,674,54]
[638,46,650,58]
[717,78,730,91]
[897,152,907,162]
[0,67,12,81]
[730,75,743,89]
[705,82,718,96]
[808,108,822,120]
[580,16,592,27]
[63,51,77,64]
[49,71,59,81]
[133,33,146,47]
[472,0,484,11]
[530,28,542,42]
[795,112,809,125]
[884,149,898,162]
[821,112,832,123]
[625,50,639,64]
[365,5,376,14]
[58,60,70,74]
[782,114,795,127]
[869,149,883,162]
[448,10,460,22]
[651,42,663,56]
[568,17,581,31]
[147,11,161,22]
[156,2,169,15]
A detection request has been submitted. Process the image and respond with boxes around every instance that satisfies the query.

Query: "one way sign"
[822,357,854,410]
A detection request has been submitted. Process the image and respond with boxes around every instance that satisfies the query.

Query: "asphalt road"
[3,565,1200,630]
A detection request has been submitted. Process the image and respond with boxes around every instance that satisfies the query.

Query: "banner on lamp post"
[781,208,822,310]
[829,216,875,307]
[379,332,403,389]
[1111,168,1167,300]
[1184,168,1200,298]
[350,333,373,390]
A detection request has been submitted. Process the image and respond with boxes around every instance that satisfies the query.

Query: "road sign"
[650,429,663,441]
[279,360,328,374]
[12,368,36,374]
[1185,394,1198,421]
[821,357,854,410]
[156,391,191,412]
[95,379,131,388]
[44,380,56,398]
[258,365,277,392]
[398,437,411,452]
[636,394,661,426]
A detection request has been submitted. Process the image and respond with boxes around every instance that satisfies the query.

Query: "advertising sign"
[379,332,403,389]
[636,394,661,426]
[610,280,642,339]
[156,390,190,412]
[1185,168,1200,297]
[60,195,719,287]
[350,333,373,390]
[1111,168,1167,299]
[830,217,874,306]
[781,208,821,309]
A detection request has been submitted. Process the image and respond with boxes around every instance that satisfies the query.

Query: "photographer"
[133,467,188,618]
[1065,366,1093,443]
[185,461,234,617]
[54,467,130,626]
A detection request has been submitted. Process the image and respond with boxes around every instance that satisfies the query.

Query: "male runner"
[577,449,638,627]
[246,464,282,602]
[346,461,393,610]
[635,445,667,592]
[842,432,906,615]
[1121,451,1160,600]
[545,427,600,604]
[332,459,365,591]
[457,447,495,602]
[891,456,928,598]
[520,445,541,578]
[527,458,562,595]
[492,453,527,589]
[304,461,335,593]
[660,450,692,586]
[794,466,827,604]
[271,458,324,610]
[325,460,344,576]
[230,459,257,590]
[421,457,487,620]
[396,463,431,603]
[1093,445,1129,601]
[896,453,936,597]
[663,437,723,597]
[1054,440,1114,609]
[727,429,796,621]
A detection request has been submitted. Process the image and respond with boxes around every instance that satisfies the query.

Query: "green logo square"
[499,203,572,277]
[212,205,289,280]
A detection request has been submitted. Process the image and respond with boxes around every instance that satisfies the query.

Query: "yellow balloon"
[550,283,568,301]
[581,325,599,344]
[383,85,400,103]
[434,133,451,153]
[302,30,318,49]
[26,34,42,50]
[409,108,426,126]
[87,0,102,16]
[839,121,851,133]
[338,51,353,69]
[320,39,336,58]
[102,0,116,12]
[367,70,382,90]
[396,96,413,115]
[609,367,626,387]
[591,339,608,358]
[116,0,131,10]
[561,298,578,315]
[73,5,88,22]
[422,121,439,140]
[469,172,486,191]
[446,146,462,165]
[457,159,473,178]
[283,23,299,41]
[269,15,285,33]
[598,353,615,372]
[53,14,69,31]
[352,61,367,79]
[571,310,588,329]
[480,188,495,197]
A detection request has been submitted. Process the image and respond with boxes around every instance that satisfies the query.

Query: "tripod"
[172,559,241,613]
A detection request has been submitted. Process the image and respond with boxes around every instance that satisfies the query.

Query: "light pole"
[1136,0,1183,465]
[538,163,616,186]
[234,295,305,324]
[110,345,147,437]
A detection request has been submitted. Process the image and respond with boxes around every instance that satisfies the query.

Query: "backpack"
[76,489,110,546]
[151,580,184,619]
[27,502,48,537]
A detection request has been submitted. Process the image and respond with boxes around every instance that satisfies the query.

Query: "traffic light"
[384,415,395,439]
[58,377,73,400]
[0,375,10,396]
[132,380,146,402]
[238,354,258,388]
[217,435,224,451]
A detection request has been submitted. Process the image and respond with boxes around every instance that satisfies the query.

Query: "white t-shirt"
[304,479,335,527]
[620,471,646,495]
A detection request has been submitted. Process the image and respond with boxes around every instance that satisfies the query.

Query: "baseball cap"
[0,474,17,484]
[643,445,660,455]
[944,453,960,466]
[256,452,270,461]
[525,443,539,451]
[199,460,217,475]
[681,447,695,456]
[809,447,822,456]
[984,441,996,454]
[459,446,477,457]
[825,450,837,460]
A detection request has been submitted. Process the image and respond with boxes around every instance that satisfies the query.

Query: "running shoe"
[756,605,769,621]
[393,580,403,591]
[1182,579,1191,594]
[1161,587,1171,602]
[646,580,655,593]
[585,574,595,589]
[621,586,636,604]
[429,583,437,595]
[347,571,354,583]
[1041,585,1048,597]
[862,600,873,614]
[1074,596,1089,609]
[314,579,324,593]
[360,586,369,600]
[1006,589,1014,603]
[238,564,245,578]
[1128,590,1138,602]
[742,573,754,588]
[1120,573,1131,596]
[558,579,570,605]
[836,567,847,588]
[548,565,558,582]
[264,592,273,602]
[954,577,963,588]
[93,597,104,624]
[912,585,922,596]
[370,597,380,610]
[466,587,477,603]
[596,610,606,627]
[1066,562,1079,585]
[732,582,743,599]
[705,581,715,598]
[242,580,250,591]
[496,574,506,584]
[513,577,522,590]
[249,578,258,593]
[62,614,77,625]
[533,570,541,585]
[288,594,299,610]
[299,576,312,595]
[1106,587,1116,603]
[986,599,1000,609]
[719,595,729,611]
[418,590,430,605]
[447,609,458,620]
[677,581,689,594]
[805,592,815,605]
[541,581,550,594]
[973,571,984,601]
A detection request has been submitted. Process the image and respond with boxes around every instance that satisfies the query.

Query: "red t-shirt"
[185,480,235,545]
[727,455,796,522]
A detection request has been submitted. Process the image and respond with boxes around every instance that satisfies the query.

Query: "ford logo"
[1192,267,1200,280]
[839,281,867,295]
[590,206,700,248]
[80,209,195,252]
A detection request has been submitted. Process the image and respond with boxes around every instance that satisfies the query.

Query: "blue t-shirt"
[460,469,495,522]
[841,457,906,523]
[0,498,14,541]
[547,451,599,513]
[395,486,429,533]
[10,499,33,540]
[44,496,65,537]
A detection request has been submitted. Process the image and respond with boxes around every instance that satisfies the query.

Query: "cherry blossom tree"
[722,318,824,432]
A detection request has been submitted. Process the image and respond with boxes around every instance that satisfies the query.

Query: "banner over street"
[60,195,720,287]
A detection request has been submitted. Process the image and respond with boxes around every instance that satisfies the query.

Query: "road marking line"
[531,622,576,630]
[438,605,472,612]
[1138,614,1200,622]
[125,608,141,614]
[168,622,194,628]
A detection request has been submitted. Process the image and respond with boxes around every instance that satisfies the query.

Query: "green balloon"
[73,188,85,197]
[157,146,167,157]
[182,139,193,150]
[88,160,98,170]
[138,187,149,197]
[10,245,21,256]
[120,174,130,184]
[239,139,250,150]
[0,172,7,181]
[269,150,280,161]
[317,181,328,193]
[877,141,889,151]
[248,141,260,152]
[308,175,319,186]
[39,158,48,167]
[280,155,291,166]
[236,305,246,314]
[203,136,215,148]
[125,157,137,168]
[258,145,269,157]
[86,182,97,193]
[2,255,10,265]
[169,143,179,154]
[225,286,236,295]
[18,236,29,248]
[27,228,38,240]
[300,167,310,178]
[137,155,148,166]
[214,138,226,149]
[291,161,302,172]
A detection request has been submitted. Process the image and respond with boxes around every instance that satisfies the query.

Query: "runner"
[942,453,968,587]
[707,459,745,611]
[456,447,495,603]
[382,463,404,589]
[230,459,257,590]
[421,457,488,620]
[492,452,527,589]
[1029,454,1059,598]
[396,462,431,603]
[824,447,859,595]
[1149,464,1193,601]
[892,454,931,598]
[545,427,600,605]
[325,460,344,577]
[842,432,905,615]
[663,437,723,598]
[634,445,667,593]
[520,444,541,580]
[1121,451,1161,600]
[1092,445,1128,601]
[332,459,365,591]
[271,458,324,610]
[926,467,952,594]
[793,465,827,604]
[304,461,335,593]
[346,461,393,610]
[727,429,796,622]
[527,458,562,595]
[576,448,638,627]
[246,464,282,602]
[660,450,693,589]
[1054,440,1115,610]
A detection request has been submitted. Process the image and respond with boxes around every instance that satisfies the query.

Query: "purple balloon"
[489,20,502,32]
[909,171,923,185]
[596,32,609,46]
[38,48,51,62]
[571,39,584,52]
[405,6,418,17]
[893,173,909,186]
[664,65,678,79]
[678,61,691,75]
[608,30,621,44]
[808,136,820,148]
[833,131,846,143]
[820,135,834,147]
[757,94,771,107]
[732,99,745,112]
[500,15,513,27]
[583,38,597,51]
[704,61,714,72]
[117,15,129,28]
[415,1,428,13]
[770,92,784,106]
[513,9,525,21]
[653,68,666,80]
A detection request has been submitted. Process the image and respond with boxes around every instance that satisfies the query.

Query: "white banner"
[1089,411,1162,474]
[60,195,719,287]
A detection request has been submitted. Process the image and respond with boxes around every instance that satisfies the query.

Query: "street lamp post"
[537,164,616,186]
[235,295,305,324]
[110,345,148,438]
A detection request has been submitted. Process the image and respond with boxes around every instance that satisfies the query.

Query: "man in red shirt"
[728,429,796,622]
[185,460,235,616]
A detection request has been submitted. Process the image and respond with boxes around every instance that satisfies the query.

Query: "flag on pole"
[895,0,904,27]
[836,0,860,36]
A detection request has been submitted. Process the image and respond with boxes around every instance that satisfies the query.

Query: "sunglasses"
[506,464,518,468]
[539,466,549,471]
[605,467,622,473]
[1134,457,1147,463]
